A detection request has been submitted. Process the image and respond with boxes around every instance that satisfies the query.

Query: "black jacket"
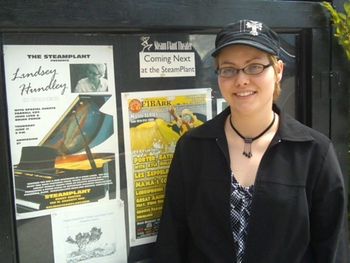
[154,106,347,263]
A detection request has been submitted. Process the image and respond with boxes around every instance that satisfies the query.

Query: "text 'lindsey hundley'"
[11,66,68,96]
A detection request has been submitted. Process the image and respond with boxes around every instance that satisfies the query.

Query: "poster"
[51,200,127,263]
[138,36,196,78]
[3,45,120,219]
[122,88,212,246]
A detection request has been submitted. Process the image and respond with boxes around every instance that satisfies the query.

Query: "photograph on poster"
[122,88,212,246]
[51,200,127,263]
[71,63,109,93]
[3,45,120,220]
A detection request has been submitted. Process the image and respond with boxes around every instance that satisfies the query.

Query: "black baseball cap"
[211,20,280,57]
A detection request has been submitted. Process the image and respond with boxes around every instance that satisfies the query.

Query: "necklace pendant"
[243,150,253,158]
[229,113,276,160]
[243,138,253,158]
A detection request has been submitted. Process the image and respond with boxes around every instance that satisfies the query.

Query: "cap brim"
[211,39,277,57]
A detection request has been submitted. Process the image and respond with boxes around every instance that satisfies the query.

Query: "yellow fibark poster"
[122,88,212,246]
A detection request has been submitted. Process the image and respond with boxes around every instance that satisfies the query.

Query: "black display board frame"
[0,0,348,262]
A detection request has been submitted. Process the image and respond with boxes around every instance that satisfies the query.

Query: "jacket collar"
[189,104,314,142]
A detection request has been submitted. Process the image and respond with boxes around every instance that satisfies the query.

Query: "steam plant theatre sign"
[139,36,196,78]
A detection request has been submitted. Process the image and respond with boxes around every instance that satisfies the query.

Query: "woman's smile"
[235,91,256,97]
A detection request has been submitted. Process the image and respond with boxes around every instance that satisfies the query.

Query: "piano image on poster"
[14,94,117,213]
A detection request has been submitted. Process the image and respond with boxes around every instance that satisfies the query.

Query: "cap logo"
[246,21,262,36]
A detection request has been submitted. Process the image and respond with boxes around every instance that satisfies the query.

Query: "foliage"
[66,227,103,252]
[322,1,350,60]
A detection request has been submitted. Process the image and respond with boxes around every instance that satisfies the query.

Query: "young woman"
[154,20,346,263]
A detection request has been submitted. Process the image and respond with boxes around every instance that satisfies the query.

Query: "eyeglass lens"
[216,64,270,77]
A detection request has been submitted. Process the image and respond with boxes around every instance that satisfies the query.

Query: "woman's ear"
[276,59,284,82]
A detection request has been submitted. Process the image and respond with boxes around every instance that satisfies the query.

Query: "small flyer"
[138,36,196,78]
[3,45,120,219]
[51,200,127,263]
[122,88,212,246]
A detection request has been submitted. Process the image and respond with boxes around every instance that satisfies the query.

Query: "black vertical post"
[0,42,18,263]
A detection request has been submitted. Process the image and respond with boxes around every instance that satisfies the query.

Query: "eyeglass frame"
[215,63,272,78]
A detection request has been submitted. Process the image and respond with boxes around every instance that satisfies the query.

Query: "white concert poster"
[3,45,120,219]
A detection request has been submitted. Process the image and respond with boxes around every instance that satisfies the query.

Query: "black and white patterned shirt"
[230,172,254,263]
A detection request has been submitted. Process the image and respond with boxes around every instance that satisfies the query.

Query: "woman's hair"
[268,55,283,102]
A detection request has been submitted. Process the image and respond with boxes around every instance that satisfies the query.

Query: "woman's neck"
[229,107,275,138]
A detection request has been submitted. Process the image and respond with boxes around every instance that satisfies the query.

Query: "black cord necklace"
[229,113,276,158]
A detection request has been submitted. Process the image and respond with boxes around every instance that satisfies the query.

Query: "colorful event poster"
[51,200,127,263]
[122,88,212,246]
[3,45,120,219]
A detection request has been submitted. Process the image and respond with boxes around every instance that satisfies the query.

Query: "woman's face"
[216,44,283,116]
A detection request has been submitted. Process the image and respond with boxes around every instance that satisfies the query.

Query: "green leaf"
[339,13,347,20]
[323,1,350,61]
[344,2,350,16]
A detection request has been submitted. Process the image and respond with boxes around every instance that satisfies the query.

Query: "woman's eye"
[248,64,260,70]
[223,68,235,74]
[246,64,263,73]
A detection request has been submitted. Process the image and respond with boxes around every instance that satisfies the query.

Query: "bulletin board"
[1,1,346,262]
[1,31,299,263]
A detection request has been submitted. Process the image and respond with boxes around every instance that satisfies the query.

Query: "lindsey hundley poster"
[3,45,120,219]
[122,88,212,246]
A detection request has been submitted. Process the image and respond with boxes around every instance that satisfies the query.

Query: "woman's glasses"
[216,63,271,78]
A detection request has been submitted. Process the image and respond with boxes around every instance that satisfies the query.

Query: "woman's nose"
[234,70,250,87]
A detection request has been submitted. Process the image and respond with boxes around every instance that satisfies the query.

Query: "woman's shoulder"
[281,113,331,145]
